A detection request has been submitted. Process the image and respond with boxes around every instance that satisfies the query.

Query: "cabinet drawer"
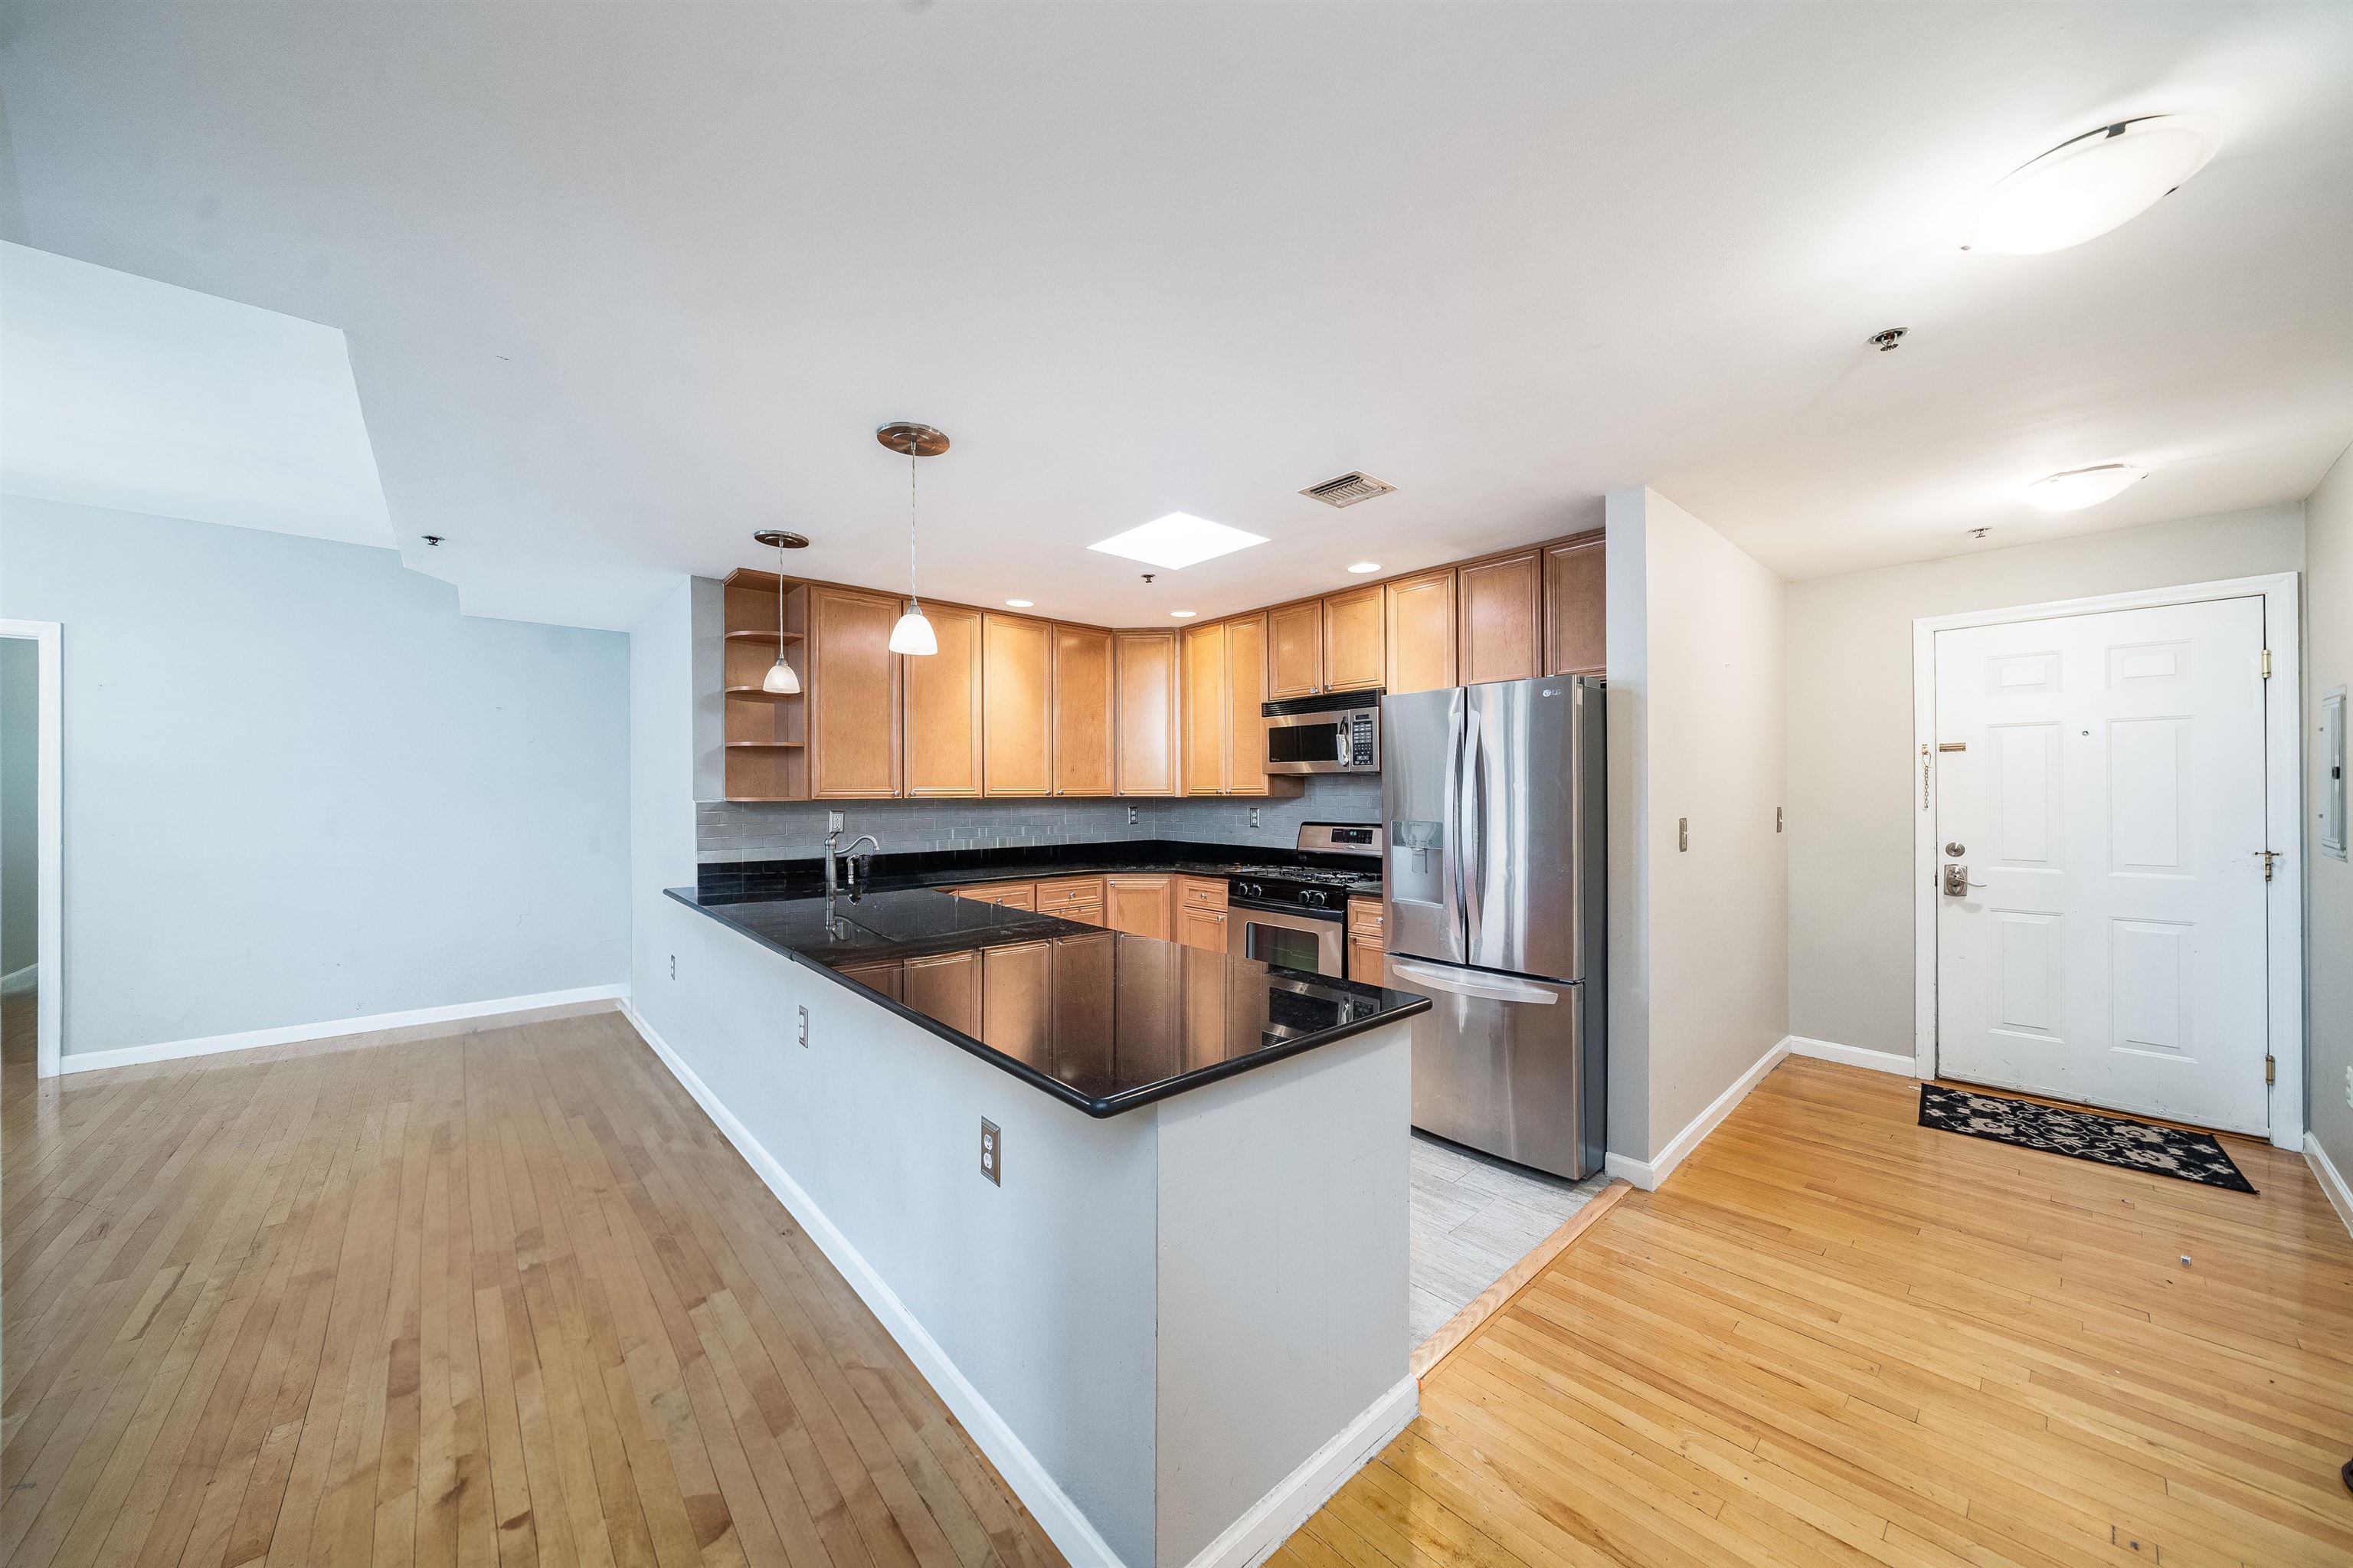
[1177,877,1229,910]
[1347,897,1384,936]
[1057,902,1105,928]
[1035,876,1106,908]
[948,882,1036,910]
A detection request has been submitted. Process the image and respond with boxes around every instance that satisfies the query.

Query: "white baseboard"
[1179,1374,1417,1568]
[1785,1035,1919,1078]
[58,984,629,1075]
[0,963,33,997]
[621,1003,1128,1568]
[1605,1035,1793,1192]
[2307,1134,2353,1242]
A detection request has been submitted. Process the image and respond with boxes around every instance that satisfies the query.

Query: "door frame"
[2,618,64,1079]
[1910,573,2303,1150]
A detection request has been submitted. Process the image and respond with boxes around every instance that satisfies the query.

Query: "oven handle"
[1229,896,1347,922]
[1386,957,1560,1005]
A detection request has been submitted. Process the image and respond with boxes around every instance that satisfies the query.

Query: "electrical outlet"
[1127,805,1139,826]
[797,1004,810,1049]
[1249,807,1262,829]
[669,953,676,980]
[980,1118,1002,1186]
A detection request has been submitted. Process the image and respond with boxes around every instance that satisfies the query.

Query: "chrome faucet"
[823,813,882,901]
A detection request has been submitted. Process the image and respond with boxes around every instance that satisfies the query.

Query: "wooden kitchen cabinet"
[1051,624,1116,796]
[948,881,1036,912]
[808,584,905,797]
[981,941,1053,1064]
[1181,620,1229,796]
[1267,599,1324,699]
[1113,631,1181,797]
[1347,895,1386,984]
[1457,548,1543,686]
[901,950,980,1036]
[1543,531,1606,677]
[904,602,983,797]
[1035,876,1105,927]
[833,960,902,1002]
[1321,584,1386,692]
[1222,613,1283,796]
[1384,568,1458,695]
[983,612,1053,796]
[1105,873,1173,940]
[1178,905,1229,954]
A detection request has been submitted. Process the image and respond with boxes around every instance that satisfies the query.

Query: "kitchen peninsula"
[644,851,1428,1568]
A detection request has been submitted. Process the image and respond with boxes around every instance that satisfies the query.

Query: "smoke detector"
[1300,471,1397,509]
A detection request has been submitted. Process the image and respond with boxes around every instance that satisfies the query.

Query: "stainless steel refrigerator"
[1382,676,1606,1180]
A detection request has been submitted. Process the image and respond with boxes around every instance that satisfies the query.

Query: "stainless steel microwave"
[1263,692,1381,774]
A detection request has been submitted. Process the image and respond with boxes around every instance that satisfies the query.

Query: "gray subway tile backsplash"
[696,774,1381,863]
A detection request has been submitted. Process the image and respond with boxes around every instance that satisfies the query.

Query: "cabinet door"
[1458,549,1543,686]
[902,950,980,1036]
[1384,568,1459,695]
[1222,613,1278,797]
[1113,632,1180,797]
[1051,624,1116,796]
[981,941,1053,1064]
[809,584,905,797]
[1178,905,1229,954]
[1543,533,1607,677]
[1267,600,1323,699]
[1322,584,1386,692]
[1349,932,1386,986]
[1105,875,1173,941]
[904,602,983,797]
[1182,620,1230,795]
[983,613,1053,797]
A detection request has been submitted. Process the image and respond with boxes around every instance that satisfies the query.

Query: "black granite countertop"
[695,836,1383,902]
[665,884,1428,1118]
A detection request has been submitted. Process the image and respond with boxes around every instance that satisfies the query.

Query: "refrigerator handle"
[1386,957,1560,1004]
[1458,707,1483,955]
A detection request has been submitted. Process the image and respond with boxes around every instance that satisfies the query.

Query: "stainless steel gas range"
[1224,821,1383,977]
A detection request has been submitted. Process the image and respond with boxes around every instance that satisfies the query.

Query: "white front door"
[1933,597,2270,1134]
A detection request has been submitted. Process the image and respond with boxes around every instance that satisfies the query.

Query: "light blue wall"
[0,496,630,1056]
[1,637,35,976]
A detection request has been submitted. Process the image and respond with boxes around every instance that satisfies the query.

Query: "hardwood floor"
[1277,1056,2353,1568]
[1,1006,1064,1568]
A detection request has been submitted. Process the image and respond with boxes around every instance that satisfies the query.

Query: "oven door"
[1227,901,1347,976]
[1264,712,1347,774]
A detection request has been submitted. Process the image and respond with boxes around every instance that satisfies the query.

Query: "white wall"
[0,495,631,1057]
[1,637,35,976]
[1605,487,1789,1166]
[2305,452,2353,1180]
[1783,503,2307,1060]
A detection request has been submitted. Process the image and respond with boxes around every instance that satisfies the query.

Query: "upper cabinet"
[1458,548,1543,686]
[808,584,905,798]
[983,613,1053,797]
[905,602,983,797]
[1267,600,1322,700]
[1182,614,1303,797]
[1384,568,1458,695]
[1322,585,1385,691]
[1543,532,1606,677]
[1051,623,1116,797]
[719,574,808,801]
[1181,620,1229,796]
[1114,630,1180,797]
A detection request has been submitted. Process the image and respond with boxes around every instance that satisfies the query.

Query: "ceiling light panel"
[2021,463,2145,511]
[1971,116,2219,254]
[1088,512,1269,570]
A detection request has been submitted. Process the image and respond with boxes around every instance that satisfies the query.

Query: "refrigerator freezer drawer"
[1391,956,1600,1180]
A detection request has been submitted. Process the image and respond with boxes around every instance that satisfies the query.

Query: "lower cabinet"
[1174,876,1230,954]
[1105,874,1174,940]
[900,950,981,1036]
[947,881,1036,912]
[1347,896,1386,984]
[1034,876,1106,928]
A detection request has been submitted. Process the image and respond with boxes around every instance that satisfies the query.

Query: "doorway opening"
[2,620,62,1083]
[1910,576,2303,1150]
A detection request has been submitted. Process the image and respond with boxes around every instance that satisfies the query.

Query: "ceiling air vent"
[1299,471,1396,509]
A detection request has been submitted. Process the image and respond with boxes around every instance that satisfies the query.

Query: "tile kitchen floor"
[1408,1130,1610,1347]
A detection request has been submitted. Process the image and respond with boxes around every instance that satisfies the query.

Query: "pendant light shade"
[888,610,938,656]
[761,656,801,694]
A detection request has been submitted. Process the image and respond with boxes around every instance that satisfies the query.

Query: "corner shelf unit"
[722,569,810,800]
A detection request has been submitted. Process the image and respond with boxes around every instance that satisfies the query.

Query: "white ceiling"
[0,242,391,546]
[2,2,2348,629]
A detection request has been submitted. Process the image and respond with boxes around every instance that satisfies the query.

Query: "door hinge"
[2260,849,2279,882]
[2266,1054,2276,1085]
[2261,649,2272,679]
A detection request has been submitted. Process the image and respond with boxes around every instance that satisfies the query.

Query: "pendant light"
[752,529,808,693]
[878,422,947,656]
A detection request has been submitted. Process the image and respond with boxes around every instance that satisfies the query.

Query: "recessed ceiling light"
[1347,561,1382,574]
[1088,512,1268,570]
[1969,116,2218,254]
[2021,464,2145,512]
[1171,609,1198,619]
[1006,598,1033,607]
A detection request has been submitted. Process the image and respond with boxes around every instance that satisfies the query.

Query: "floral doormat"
[1917,1084,2256,1194]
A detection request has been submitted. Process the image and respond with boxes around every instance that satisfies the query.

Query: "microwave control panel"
[1347,714,1376,768]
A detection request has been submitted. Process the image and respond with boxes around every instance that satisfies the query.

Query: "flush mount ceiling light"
[752,528,809,693]
[1347,561,1382,574]
[1170,609,1197,619]
[878,422,947,655]
[2021,463,2145,511]
[1968,115,2219,254]
[1088,512,1268,571]
[1006,598,1033,607]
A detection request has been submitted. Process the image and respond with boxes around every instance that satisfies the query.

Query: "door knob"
[1944,841,1965,857]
